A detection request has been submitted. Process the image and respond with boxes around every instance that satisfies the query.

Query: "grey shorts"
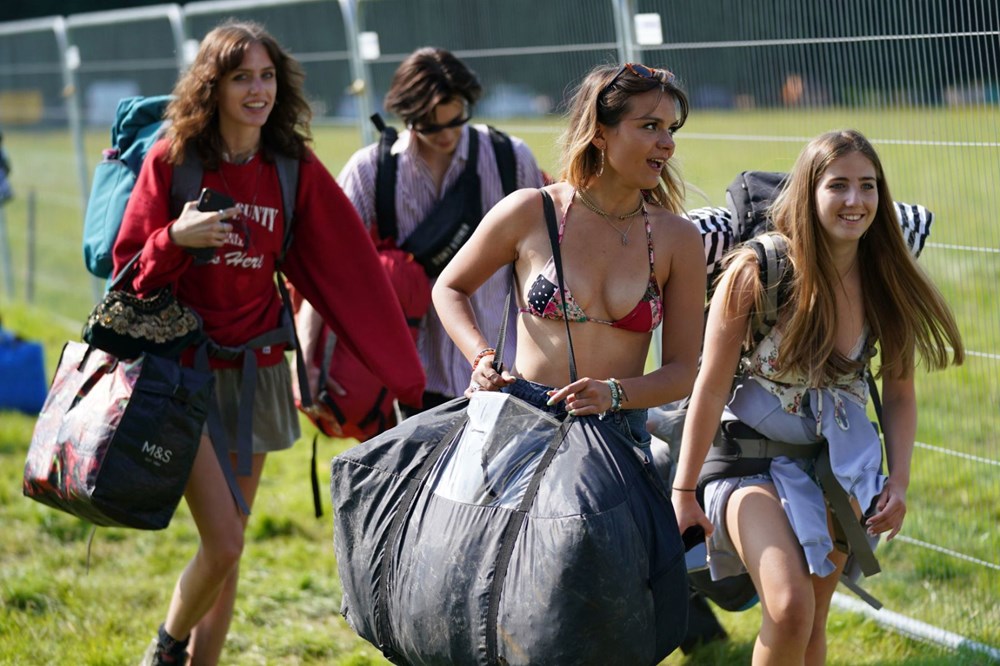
[203,360,301,454]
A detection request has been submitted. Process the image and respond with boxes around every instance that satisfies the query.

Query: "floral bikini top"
[519,197,663,333]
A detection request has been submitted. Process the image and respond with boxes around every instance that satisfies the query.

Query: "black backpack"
[725,170,788,245]
[370,113,518,276]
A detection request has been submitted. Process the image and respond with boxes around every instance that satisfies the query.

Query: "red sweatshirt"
[113,140,425,407]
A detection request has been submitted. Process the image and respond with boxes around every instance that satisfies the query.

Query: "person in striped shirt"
[336,47,545,412]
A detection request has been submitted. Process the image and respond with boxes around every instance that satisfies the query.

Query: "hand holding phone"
[188,188,235,263]
[196,187,235,212]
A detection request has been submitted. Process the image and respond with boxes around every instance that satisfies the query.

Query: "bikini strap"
[642,205,656,273]
[560,193,577,243]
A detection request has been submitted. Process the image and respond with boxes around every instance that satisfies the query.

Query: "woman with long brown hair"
[672,129,964,664]
[114,20,423,665]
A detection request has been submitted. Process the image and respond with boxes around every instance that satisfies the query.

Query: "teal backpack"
[82,95,299,279]
[82,96,194,278]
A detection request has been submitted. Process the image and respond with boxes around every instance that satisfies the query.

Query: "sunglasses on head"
[409,110,472,135]
[601,63,673,97]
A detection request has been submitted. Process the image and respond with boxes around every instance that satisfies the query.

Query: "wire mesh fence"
[0,0,996,659]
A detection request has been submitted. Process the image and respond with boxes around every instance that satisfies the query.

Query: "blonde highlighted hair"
[725,129,963,384]
[558,64,689,213]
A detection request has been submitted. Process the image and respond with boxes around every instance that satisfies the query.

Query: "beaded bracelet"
[606,377,628,411]
[606,379,622,412]
[471,347,496,371]
[612,377,629,403]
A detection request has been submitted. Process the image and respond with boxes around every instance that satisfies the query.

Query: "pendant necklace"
[218,156,262,249]
[576,189,645,245]
[218,156,262,207]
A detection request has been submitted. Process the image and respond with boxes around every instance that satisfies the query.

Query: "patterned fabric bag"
[23,341,213,530]
[83,287,203,360]
[82,254,203,361]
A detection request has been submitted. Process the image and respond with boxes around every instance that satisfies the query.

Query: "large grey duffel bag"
[330,390,688,666]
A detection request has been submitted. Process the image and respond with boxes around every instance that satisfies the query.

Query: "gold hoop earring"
[596,148,605,178]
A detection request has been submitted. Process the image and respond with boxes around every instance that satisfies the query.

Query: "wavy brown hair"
[559,63,689,213]
[724,129,963,384]
[384,47,482,127]
[163,19,312,169]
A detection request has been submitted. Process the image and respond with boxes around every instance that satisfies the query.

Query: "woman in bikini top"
[519,194,663,333]
[432,62,705,426]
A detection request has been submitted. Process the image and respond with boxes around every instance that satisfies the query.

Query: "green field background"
[0,106,997,664]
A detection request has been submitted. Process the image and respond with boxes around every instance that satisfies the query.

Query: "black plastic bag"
[331,390,688,666]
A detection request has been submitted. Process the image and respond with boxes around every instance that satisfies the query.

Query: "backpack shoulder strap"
[274,153,300,263]
[371,113,399,242]
[464,124,480,173]
[171,144,203,219]
[487,126,518,196]
[746,233,792,346]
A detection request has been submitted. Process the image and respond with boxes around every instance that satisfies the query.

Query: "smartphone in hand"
[196,187,235,212]
[189,188,235,263]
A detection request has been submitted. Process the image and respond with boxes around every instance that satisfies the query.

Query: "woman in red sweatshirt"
[114,20,424,665]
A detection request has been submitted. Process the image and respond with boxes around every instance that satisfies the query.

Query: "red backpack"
[293,248,430,442]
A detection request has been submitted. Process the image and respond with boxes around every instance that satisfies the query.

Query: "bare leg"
[727,483,815,666]
[805,509,849,666]
[157,435,265,663]
[187,453,267,666]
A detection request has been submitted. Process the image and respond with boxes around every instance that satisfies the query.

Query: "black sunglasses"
[601,63,672,98]
[409,110,472,135]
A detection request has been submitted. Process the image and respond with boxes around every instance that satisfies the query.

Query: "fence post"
[609,0,638,65]
[0,203,11,299]
[52,17,91,225]
[339,0,376,147]
[25,188,35,303]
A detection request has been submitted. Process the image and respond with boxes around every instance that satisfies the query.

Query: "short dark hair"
[384,47,482,126]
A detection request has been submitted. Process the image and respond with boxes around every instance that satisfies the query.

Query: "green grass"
[0,300,986,665]
[1,105,998,663]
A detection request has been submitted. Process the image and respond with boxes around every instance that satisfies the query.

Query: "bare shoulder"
[482,182,571,232]
[646,204,705,254]
[490,184,543,213]
[480,186,541,234]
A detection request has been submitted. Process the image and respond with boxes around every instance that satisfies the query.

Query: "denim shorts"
[502,378,652,457]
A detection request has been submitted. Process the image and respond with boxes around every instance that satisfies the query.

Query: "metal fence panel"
[0,0,996,658]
